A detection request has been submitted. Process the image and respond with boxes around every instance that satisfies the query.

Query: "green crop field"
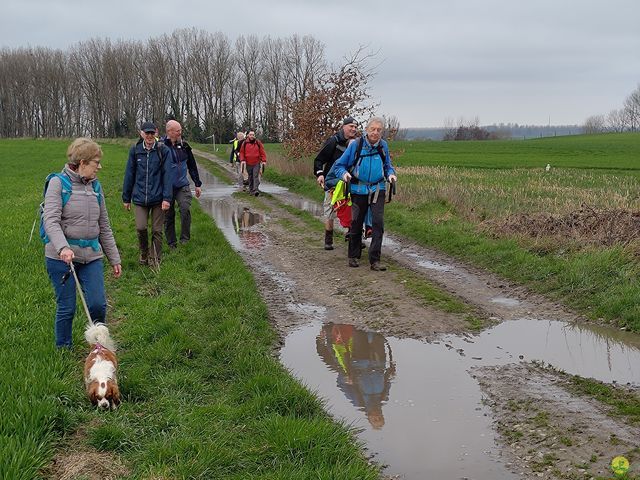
[390,133,640,170]
[0,139,379,479]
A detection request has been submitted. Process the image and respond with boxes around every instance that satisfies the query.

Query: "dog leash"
[61,262,94,324]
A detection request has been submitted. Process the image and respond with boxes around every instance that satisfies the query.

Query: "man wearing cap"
[122,121,173,267]
[313,116,359,250]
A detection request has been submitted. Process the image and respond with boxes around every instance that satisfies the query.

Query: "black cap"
[140,121,156,133]
[342,116,358,126]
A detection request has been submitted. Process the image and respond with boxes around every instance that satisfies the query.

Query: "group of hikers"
[42,114,397,348]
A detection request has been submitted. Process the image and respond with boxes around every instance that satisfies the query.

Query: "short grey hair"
[366,116,385,129]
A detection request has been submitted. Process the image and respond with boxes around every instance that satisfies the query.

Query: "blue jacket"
[163,138,202,190]
[332,136,395,196]
[122,140,173,206]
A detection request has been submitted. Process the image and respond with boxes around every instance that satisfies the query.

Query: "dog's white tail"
[84,322,116,351]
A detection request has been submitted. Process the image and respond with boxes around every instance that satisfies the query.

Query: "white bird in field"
[545,163,551,172]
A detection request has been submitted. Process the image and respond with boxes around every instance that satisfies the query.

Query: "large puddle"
[280,319,640,479]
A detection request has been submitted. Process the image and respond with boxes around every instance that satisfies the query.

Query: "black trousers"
[348,192,385,264]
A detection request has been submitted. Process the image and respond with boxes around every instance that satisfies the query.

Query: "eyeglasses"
[143,131,156,135]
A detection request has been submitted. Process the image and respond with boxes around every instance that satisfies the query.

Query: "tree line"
[583,84,640,134]
[0,28,331,143]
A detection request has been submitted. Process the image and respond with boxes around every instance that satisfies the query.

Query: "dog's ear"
[107,382,121,409]
[87,382,99,405]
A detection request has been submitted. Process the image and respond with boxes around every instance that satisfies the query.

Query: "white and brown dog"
[84,322,121,410]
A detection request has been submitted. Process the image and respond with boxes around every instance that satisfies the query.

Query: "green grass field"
[0,139,379,479]
[390,133,640,170]
[259,133,640,332]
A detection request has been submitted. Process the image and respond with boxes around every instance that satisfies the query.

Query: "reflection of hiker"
[316,323,396,430]
[332,117,397,271]
[314,116,359,250]
[239,130,266,196]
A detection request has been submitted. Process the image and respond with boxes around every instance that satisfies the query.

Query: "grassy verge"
[0,139,379,479]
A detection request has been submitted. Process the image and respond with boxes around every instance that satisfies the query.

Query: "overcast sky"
[2,0,639,127]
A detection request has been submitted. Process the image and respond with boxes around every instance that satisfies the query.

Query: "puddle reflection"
[316,324,395,429]
[282,322,515,479]
[198,197,267,250]
[282,318,640,479]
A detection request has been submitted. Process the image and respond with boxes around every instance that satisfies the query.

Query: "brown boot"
[137,230,149,265]
[324,230,334,250]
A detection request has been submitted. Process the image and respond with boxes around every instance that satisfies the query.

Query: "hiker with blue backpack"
[42,138,122,348]
[122,121,173,267]
[331,117,397,271]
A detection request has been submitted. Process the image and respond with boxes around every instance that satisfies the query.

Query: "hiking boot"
[370,262,387,271]
[324,230,334,250]
[349,258,359,268]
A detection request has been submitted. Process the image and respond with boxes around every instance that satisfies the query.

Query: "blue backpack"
[35,172,102,244]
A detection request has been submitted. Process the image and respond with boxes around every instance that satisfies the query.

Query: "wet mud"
[193,149,640,480]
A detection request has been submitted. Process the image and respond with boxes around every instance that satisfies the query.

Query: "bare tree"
[623,84,640,132]
[383,115,400,140]
[583,114,606,134]
[235,35,264,129]
[606,109,627,133]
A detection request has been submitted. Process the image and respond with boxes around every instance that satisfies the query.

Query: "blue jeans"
[46,257,106,348]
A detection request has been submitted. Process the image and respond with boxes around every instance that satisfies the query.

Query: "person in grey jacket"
[122,121,172,266]
[43,137,122,348]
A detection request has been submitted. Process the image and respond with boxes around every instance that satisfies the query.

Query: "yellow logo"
[611,456,629,476]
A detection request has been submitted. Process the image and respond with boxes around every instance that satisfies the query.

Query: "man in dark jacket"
[163,120,202,248]
[314,116,358,250]
[122,121,173,267]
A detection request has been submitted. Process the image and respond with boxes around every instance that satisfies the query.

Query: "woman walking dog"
[42,138,122,348]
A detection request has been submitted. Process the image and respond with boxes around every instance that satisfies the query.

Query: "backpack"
[324,137,386,190]
[33,172,102,244]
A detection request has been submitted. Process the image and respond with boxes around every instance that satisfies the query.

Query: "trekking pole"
[62,262,94,323]
[387,179,396,203]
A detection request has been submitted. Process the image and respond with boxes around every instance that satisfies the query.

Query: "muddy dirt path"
[194,149,640,480]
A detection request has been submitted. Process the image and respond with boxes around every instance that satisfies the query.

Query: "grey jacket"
[43,165,121,265]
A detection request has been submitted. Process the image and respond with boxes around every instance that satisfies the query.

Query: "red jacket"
[239,139,266,166]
